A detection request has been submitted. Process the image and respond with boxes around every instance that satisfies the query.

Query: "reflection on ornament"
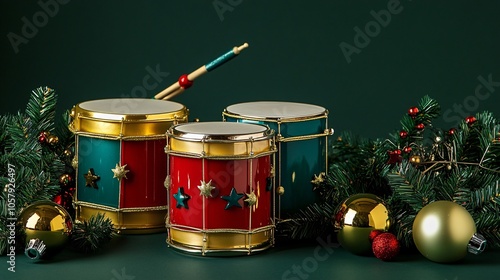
[59,173,72,187]
[83,168,100,188]
[334,193,390,255]
[18,200,73,260]
[244,191,257,206]
[221,187,244,210]
[198,180,215,197]
[412,201,486,263]
[111,163,129,181]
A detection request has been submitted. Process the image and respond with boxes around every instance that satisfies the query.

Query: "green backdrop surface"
[1,1,500,279]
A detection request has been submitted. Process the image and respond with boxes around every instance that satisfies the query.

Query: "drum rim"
[223,101,328,122]
[168,121,274,142]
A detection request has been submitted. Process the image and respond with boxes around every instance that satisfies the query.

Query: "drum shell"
[223,102,332,219]
[165,122,275,255]
[70,98,188,233]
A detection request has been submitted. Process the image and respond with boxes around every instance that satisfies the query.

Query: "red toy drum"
[70,98,188,233]
[165,122,276,255]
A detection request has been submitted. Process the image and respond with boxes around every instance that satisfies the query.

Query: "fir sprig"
[70,213,117,253]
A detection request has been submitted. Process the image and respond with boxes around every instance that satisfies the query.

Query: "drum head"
[79,98,185,116]
[171,121,270,141]
[225,101,326,120]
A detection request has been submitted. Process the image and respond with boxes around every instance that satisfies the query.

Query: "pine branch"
[69,213,117,253]
[278,202,335,240]
[25,86,57,137]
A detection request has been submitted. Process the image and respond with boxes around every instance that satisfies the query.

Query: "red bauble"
[38,131,48,143]
[369,230,383,242]
[387,149,402,164]
[399,130,408,139]
[415,123,425,130]
[465,116,477,124]
[403,146,412,153]
[372,233,400,261]
[448,128,456,135]
[408,107,419,118]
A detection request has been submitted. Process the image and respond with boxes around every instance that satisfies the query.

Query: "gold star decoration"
[198,180,215,197]
[164,175,171,190]
[111,163,129,181]
[311,172,326,185]
[244,191,257,206]
[84,168,100,189]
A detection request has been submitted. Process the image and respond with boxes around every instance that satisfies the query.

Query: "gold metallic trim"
[166,225,274,255]
[167,138,275,157]
[75,203,167,234]
[70,102,188,137]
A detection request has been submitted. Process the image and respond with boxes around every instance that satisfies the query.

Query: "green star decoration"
[84,168,100,189]
[173,187,190,209]
[244,191,257,206]
[221,187,244,210]
[198,180,215,197]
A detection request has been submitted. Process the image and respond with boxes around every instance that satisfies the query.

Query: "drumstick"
[154,42,249,100]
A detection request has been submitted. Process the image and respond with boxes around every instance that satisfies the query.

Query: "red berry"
[448,128,456,135]
[408,107,419,117]
[465,116,477,124]
[415,123,425,130]
[399,131,408,139]
[403,146,412,153]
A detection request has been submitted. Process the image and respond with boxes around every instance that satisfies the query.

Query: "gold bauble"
[18,200,73,260]
[410,155,422,165]
[334,193,390,255]
[47,135,59,145]
[412,201,486,263]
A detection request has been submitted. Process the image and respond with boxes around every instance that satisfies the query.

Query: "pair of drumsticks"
[154,42,249,100]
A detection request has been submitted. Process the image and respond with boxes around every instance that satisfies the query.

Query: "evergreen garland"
[0,87,115,255]
[282,95,500,249]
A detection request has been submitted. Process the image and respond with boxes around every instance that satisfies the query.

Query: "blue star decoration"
[221,187,244,210]
[173,187,190,209]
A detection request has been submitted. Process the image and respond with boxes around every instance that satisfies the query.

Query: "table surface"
[2,233,499,280]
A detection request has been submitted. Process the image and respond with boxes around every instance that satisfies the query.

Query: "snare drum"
[223,101,333,219]
[165,122,276,255]
[70,98,188,233]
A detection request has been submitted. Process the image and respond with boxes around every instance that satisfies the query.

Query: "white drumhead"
[172,121,269,141]
[79,98,185,114]
[225,101,326,119]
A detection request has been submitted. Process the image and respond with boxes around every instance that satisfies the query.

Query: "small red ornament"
[448,128,456,135]
[403,146,412,153]
[178,74,193,89]
[399,130,408,139]
[465,116,477,124]
[38,131,48,143]
[372,232,400,261]
[369,230,383,242]
[53,191,73,211]
[415,123,425,130]
[59,173,73,187]
[408,107,420,118]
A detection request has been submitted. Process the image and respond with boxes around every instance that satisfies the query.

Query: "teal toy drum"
[223,101,333,219]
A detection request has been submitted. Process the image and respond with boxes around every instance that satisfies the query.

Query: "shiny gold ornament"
[71,156,78,170]
[18,200,73,260]
[412,201,486,263]
[334,193,390,255]
[410,155,422,165]
[47,134,59,145]
[63,149,72,158]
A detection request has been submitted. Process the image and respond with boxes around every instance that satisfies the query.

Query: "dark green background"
[1,0,499,139]
[1,1,500,279]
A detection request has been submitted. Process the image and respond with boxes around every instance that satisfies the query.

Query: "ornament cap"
[25,238,47,260]
[467,233,487,255]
